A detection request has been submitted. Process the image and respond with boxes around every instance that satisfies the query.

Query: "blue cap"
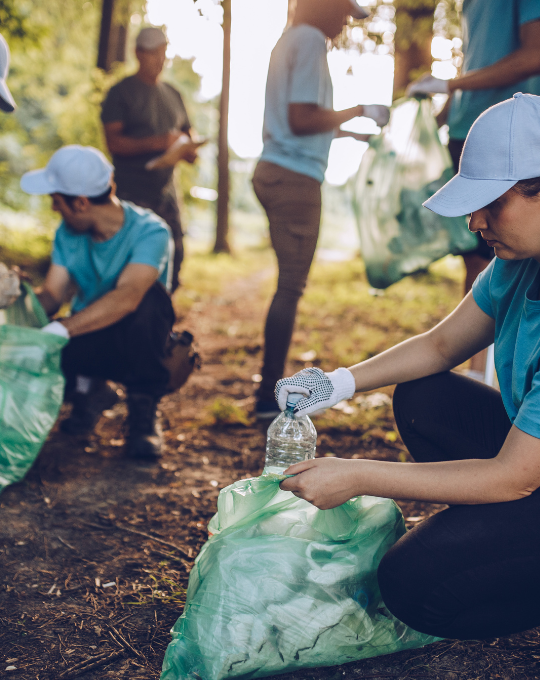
[286,393,304,409]
[424,93,540,217]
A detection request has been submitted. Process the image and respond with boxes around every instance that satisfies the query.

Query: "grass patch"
[294,255,464,369]
[208,397,251,427]
[172,245,274,317]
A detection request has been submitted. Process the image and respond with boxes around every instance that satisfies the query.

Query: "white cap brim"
[0,78,15,112]
[348,0,370,19]
[423,173,518,217]
[20,168,59,195]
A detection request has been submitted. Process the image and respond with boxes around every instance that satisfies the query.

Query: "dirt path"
[1,261,540,680]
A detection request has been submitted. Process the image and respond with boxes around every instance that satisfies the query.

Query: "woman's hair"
[513,177,540,198]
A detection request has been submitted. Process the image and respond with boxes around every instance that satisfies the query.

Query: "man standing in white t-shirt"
[253,0,390,418]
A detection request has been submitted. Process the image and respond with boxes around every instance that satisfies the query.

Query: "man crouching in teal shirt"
[21,145,175,461]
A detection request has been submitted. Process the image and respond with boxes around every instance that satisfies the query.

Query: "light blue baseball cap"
[21,145,113,197]
[424,93,540,217]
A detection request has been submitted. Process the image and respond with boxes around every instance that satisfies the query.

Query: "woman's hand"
[279,458,363,509]
[275,367,356,416]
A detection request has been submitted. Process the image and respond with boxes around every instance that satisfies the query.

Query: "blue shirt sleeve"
[472,258,496,318]
[289,29,329,106]
[515,371,540,439]
[519,0,540,26]
[128,219,171,276]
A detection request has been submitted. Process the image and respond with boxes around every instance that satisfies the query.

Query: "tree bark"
[393,1,437,97]
[97,0,127,71]
[214,0,232,254]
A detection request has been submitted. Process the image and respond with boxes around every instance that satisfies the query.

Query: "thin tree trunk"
[393,1,437,97]
[214,0,232,254]
[97,0,128,71]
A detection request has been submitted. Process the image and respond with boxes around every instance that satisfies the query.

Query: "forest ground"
[2,246,539,680]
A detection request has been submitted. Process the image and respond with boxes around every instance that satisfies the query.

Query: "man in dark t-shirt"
[101,27,199,291]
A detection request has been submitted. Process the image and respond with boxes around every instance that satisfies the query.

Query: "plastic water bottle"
[264,393,317,475]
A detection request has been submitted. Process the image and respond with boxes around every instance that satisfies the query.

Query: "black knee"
[377,535,440,637]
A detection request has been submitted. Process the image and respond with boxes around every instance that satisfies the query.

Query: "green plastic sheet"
[161,476,439,680]
[352,97,478,289]
[0,283,66,492]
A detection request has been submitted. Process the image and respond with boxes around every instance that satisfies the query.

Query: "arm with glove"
[275,293,521,509]
[276,293,493,418]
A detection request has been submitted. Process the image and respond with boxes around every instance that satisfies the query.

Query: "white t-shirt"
[260,24,334,184]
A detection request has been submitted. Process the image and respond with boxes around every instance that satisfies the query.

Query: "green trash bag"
[161,476,439,680]
[352,97,478,289]
[0,283,67,492]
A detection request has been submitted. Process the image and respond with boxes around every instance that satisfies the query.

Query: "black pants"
[117,181,184,292]
[378,371,540,640]
[61,283,174,398]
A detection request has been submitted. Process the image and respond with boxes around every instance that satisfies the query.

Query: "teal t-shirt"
[52,200,173,312]
[260,24,334,184]
[448,0,540,141]
[472,257,540,439]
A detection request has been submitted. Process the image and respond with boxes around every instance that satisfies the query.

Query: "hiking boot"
[60,381,119,435]
[126,393,162,461]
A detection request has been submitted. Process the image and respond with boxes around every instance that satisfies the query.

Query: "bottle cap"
[286,393,304,409]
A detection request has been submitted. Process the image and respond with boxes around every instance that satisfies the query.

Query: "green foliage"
[208,397,250,427]
[0,0,43,42]
[0,0,218,222]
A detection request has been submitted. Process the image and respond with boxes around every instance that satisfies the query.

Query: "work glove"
[41,321,70,339]
[362,104,390,128]
[406,74,449,97]
[275,367,356,417]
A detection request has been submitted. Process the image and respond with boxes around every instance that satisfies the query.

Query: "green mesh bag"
[352,97,478,289]
[0,283,67,492]
[161,476,439,680]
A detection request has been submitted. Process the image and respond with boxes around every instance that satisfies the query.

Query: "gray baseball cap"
[424,93,540,217]
[0,34,16,113]
[136,27,167,51]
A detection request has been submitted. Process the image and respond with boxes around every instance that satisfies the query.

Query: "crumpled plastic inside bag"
[161,476,439,680]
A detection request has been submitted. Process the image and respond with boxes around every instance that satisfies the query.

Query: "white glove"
[41,321,70,339]
[406,74,449,97]
[275,367,356,417]
[362,104,390,128]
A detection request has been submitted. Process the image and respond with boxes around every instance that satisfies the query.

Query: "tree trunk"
[392,1,437,98]
[97,0,127,71]
[214,0,232,254]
